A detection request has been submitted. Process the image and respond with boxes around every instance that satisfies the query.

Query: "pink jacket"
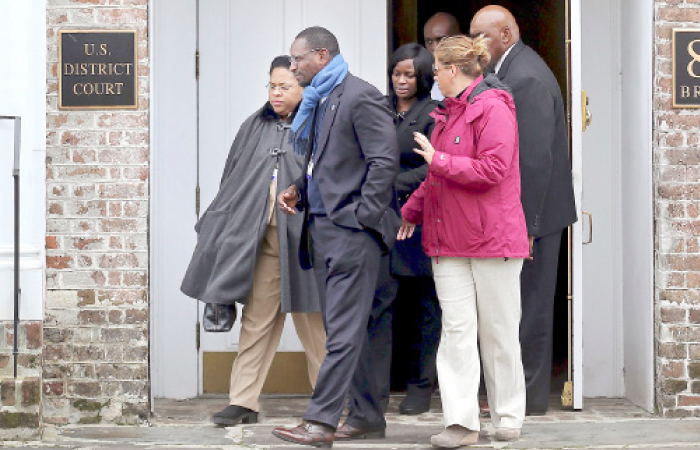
[401,75,529,259]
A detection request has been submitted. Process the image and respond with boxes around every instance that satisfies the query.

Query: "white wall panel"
[0,0,46,321]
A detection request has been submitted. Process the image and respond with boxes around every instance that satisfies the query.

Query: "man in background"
[423,12,460,100]
[470,5,577,415]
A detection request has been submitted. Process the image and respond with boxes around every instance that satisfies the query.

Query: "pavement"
[2,396,699,449]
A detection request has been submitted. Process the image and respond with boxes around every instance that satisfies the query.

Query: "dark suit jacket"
[496,41,577,237]
[294,73,400,269]
[391,95,439,277]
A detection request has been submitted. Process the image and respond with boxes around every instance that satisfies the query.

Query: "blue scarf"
[291,54,348,154]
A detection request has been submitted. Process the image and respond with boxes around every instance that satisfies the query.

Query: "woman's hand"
[277,185,299,215]
[413,132,436,165]
[397,218,417,241]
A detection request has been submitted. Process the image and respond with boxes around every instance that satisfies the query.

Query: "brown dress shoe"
[334,422,386,440]
[272,421,334,448]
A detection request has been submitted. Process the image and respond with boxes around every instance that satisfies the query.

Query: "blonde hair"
[434,34,491,78]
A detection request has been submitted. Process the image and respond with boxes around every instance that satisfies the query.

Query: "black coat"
[390,96,439,277]
[496,41,577,237]
[181,103,320,313]
[294,73,401,269]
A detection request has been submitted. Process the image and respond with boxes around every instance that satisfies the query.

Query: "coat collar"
[495,40,525,79]
[260,101,298,123]
[431,76,483,122]
[394,95,435,129]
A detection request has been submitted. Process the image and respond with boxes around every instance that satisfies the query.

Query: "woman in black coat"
[388,43,442,415]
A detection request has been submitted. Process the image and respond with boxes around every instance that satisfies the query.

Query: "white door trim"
[570,0,584,410]
[149,0,200,399]
[619,0,655,412]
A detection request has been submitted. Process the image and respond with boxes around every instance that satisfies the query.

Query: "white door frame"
[619,0,655,411]
[150,0,200,399]
[150,0,655,408]
[570,0,584,410]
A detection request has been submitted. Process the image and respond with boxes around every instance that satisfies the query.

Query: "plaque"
[673,29,700,108]
[59,30,138,110]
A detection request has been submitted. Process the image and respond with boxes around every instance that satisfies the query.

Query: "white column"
[0,0,47,322]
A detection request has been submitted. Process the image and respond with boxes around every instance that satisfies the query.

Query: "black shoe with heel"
[212,405,258,426]
[399,395,431,415]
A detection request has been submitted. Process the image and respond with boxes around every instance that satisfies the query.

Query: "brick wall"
[0,321,43,437]
[45,0,149,425]
[655,0,700,417]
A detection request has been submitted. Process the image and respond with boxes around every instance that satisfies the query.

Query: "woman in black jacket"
[388,43,442,416]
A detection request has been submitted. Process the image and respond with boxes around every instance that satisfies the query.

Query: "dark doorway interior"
[389,0,570,398]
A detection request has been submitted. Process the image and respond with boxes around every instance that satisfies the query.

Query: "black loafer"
[212,405,258,426]
[399,395,431,415]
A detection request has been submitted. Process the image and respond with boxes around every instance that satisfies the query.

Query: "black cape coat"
[180,103,320,313]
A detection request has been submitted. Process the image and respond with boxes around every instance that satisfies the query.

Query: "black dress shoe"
[212,405,258,426]
[334,422,386,440]
[399,395,431,415]
[272,420,334,448]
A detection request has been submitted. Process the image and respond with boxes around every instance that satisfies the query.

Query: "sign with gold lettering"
[59,30,138,110]
[673,29,700,108]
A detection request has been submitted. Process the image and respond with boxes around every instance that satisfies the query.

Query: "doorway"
[389,0,571,402]
[150,0,654,410]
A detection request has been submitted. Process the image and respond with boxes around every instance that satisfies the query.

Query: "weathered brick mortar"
[655,0,700,417]
[0,321,44,437]
[45,0,149,425]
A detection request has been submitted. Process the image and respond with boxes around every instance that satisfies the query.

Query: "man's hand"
[278,185,299,215]
[528,235,535,260]
[413,132,436,165]
[397,218,417,241]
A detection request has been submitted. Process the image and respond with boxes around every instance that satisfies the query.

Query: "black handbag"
[202,303,237,332]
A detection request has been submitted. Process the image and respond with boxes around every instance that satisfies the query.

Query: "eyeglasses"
[289,48,322,64]
[432,64,451,74]
[267,83,295,93]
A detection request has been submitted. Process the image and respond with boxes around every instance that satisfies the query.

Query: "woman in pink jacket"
[398,35,528,447]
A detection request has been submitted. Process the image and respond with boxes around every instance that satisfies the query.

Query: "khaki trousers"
[229,223,326,412]
[432,257,525,431]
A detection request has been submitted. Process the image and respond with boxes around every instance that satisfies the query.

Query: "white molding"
[148,0,156,412]
[620,0,655,412]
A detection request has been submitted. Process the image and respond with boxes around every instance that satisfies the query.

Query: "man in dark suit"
[273,26,399,448]
[471,5,577,415]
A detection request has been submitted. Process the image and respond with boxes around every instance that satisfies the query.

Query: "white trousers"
[432,257,526,431]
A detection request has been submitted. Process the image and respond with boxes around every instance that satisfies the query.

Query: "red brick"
[78,310,106,325]
[22,378,40,406]
[72,238,103,250]
[25,323,42,350]
[124,308,148,324]
[662,360,685,378]
[46,236,59,249]
[46,256,72,269]
[678,395,700,407]
[658,7,700,22]
[1,380,16,406]
[77,290,96,307]
[48,203,64,215]
[43,381,64,397]
[690,309,700,324]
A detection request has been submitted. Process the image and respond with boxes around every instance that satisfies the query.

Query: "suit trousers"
[228,224,327,412]
[432,257,525,431]
[303,215,382,428]
[520,230,563,413]
[345,254,397,429]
